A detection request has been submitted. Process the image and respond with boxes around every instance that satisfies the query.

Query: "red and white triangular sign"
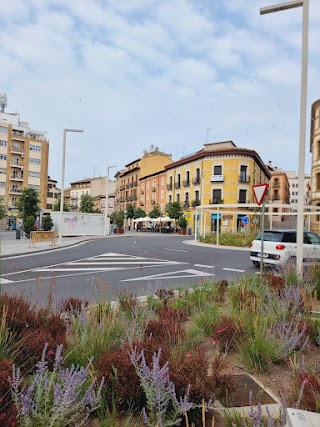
[253,183,269,206]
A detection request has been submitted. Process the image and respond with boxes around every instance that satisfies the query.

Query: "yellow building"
[116,147,172,211]
[310,98,320,232]
[165,141,270,232]
[0,101,49,223]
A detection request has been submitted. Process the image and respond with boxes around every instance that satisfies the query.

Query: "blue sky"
[0,0,319,186]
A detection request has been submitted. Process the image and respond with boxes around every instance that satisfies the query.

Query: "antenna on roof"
[92,166,97,177]
[0,93,7,112]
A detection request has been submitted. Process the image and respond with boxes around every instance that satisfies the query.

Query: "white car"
[250,229,320,267]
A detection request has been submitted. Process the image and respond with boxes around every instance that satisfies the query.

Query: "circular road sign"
[242,216,250,225]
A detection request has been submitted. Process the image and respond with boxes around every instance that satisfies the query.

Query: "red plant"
[60,297,89,313]
[293,368,320,412]
[145,307,187,345]
[169,347,235,404]
[211,316,244,353]
[0,294,36,335]
[0,358,17,427]
[264,274,285,294]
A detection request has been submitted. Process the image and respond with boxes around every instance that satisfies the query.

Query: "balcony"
[132,181,138,187]
[183,201,190,208]
[193,177,201,185]
[174,182,181,189]
[273,183,280,188]
[140,201,144,206]
[152,187,156,192]
[210,198,223,204]
[10,161,24,168]
[141,190,144,195]
[120,185,125,191]
[183,180,190,187]
[238,199,246,204]
[273,196,280,201]
[11,146,24,155]
[210,175,224,182]
[239,174,250,183]
[10,175,23,182]
[12,130,24,138]
[9,188,22,195]
[133,195,138,201]
[167,184,173,191]
[152,200,156,205]
[191,199,201,207]
[126,184,130,189]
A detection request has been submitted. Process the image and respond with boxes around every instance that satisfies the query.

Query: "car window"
[282,232,296,243]
[255,232,284,242]
[307,232,320,245]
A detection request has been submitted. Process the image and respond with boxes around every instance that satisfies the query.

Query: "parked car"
[250,229,320,267]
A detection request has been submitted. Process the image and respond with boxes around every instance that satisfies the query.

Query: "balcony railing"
[126,184,130,189]
[273,196,280,201]
[193,178,201,185]
[183,201,190,208]
[12,130,24,137]
[10,162,23,168]
[11,146,24,154]
[152,187,156,192]
[174,182,181,189]
[239,175,250,183]
[9,188,22,194]
[210,198,223,204]
[141,190,144,195]
[120,185,125,191]
[10,175,23,181]
[167,184,173,190]
[183,180,190,187]
[132,181,138,187]
[273,183,280,188]
[191,199,201,207]
[238,199,246,204]
[140,201,144,206]
[210,175,224,182]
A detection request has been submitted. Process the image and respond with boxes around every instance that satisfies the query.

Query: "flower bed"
[1,268,320,427]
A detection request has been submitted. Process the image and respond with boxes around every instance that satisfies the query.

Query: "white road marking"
[67,261,182,265]
[194,264,215,268]
[120,269,215,282]
[33,267,121,272]
[222,267,246,273]
[0,278,14,284]
[164,248,189,252]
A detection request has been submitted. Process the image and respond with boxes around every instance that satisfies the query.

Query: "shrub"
[211,316,244,353]
[145,306,187,345]
[191,303,220,336]
[264,273,285,295]
[60,297,89,314]
[118,290,138,318]
[0,358,17,427]
[41,214,53,231]
[291,363,320,412]
[0,294,36,336]
[23,215,37,235]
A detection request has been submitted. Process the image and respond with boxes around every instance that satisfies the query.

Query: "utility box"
[16,229,21,239]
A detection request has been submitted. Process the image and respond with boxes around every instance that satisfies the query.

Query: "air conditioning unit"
[286,408,320,427]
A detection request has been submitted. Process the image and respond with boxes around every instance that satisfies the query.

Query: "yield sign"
[253,183,269,206]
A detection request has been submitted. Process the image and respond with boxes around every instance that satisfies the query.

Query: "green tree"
[126,204,135,230]
[0,196,6,219]
[79,194,95,213]
[53,198,70,212]
[134,208,146,219]
[149,204,161,218]
[110,210,124,228]
[23,215,37,235]
[165,201,183,221]
[15,188,40,222]
[178,216,188,230]
[42,214,53,231]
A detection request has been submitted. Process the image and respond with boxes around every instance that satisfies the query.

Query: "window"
[214,165,222,175]
[307,232,320,245]
[186,171,190,181]
[29,171,40,178]
[30,144,41,152]
[317,173,320,191]
[0,126,8,133]
[30,158,41,165]
[0,154,7,161]
[212,189,222,203]
[169,195,172,203]
[0,168,6,174]
[0,140,7,147]
[176,194,180,202]
[239,189,246,203]
[0,182,5,188]
[195,190,199,201]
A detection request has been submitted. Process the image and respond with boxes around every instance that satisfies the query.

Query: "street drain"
[220,374,278,408]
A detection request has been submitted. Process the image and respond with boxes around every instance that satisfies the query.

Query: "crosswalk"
[33,252,186,273]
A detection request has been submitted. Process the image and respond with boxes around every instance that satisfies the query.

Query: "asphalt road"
[0,235,255,303]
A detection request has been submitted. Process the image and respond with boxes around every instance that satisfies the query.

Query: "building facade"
[116,147,172,212]
[310,98,320,232]
[140,170,167,214]
[165,141,270,232]
[0,108,49,218]
[46,176,60,210]
[265,162,290,220]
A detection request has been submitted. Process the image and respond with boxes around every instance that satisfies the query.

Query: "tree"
[0,196,6,219]
[79,194,95,213]
[23,215,37,236]
[165,201,183,221]
[111,210,124,228]
[15,188,40,221]
[53,198,70,212]
[178,216,188,230]
[126,204,135,219]
[134,208,146,219]
[42,214,53,231]
[149,204,161,218]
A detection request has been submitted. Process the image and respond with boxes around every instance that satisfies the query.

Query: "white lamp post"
[260,0,309,274]
[104,165,116,235]
[58,128,83,246]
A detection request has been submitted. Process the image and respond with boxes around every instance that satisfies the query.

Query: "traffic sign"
[253,183,269,206]
[242,216,249,225]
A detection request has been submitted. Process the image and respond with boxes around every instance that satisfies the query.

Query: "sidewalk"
[0,231,110,258]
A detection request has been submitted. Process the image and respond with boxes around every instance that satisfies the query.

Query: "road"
[0,235,255,302]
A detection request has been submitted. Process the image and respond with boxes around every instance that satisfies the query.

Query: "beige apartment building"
[0,98,49,220]
[116,147,172,211]
[266,162,290,220]
[46,176,60,210]
[310,98,320,232]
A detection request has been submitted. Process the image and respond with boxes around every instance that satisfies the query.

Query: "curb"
[183,239,250,251]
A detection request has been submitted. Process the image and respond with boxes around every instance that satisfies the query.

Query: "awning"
[211,214,222,219]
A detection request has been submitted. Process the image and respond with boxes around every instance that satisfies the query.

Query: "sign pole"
[260,198,266,276]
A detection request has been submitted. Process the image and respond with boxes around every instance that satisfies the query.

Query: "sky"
[0,0,319,186]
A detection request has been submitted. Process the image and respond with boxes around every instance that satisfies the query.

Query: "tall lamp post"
[58,128,83,246]
[260,0,309,274]
[104,165,116,235]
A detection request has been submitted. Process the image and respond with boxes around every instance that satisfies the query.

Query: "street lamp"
[58,128,83,246]
[260,0,309,274]
[104,165,116,235]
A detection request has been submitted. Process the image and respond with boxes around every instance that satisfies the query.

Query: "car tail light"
[276,244,286,250]
[250,242,253,247]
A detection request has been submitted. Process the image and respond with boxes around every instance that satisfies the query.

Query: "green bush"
[23,215,37,235]
[41,214,53,231]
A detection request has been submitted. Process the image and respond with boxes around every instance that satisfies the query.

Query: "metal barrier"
[29,231,56,248]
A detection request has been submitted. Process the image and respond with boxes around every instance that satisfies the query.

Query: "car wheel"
[253,261,260,268]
